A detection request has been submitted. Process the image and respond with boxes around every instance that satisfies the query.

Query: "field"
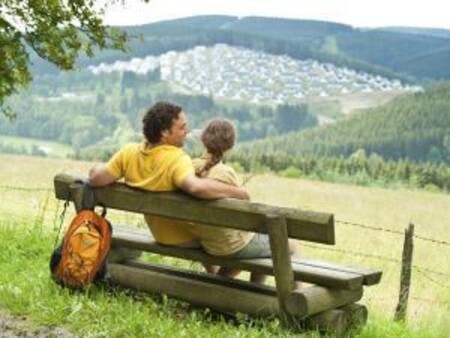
[0,135,73,158]
[332,90,406,115]
[0,153,449,337]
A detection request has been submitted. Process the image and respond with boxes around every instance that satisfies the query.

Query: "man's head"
[142,101,189,147]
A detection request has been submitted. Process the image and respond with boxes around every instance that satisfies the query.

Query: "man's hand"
[180,174,249,200]
[89,164,118,187]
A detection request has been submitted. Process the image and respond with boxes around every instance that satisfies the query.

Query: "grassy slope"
[0,154,449,337]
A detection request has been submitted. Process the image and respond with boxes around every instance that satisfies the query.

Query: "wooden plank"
[292,259,382,286]
[109,262,284,317]
[111,260,362,318]
[124,259,309,319]
[294,286,363,316]
[266,215,296,326]
[124,259,280,297]
[54,173,335,244]
[109,227,381,287]
[111,226,364,290]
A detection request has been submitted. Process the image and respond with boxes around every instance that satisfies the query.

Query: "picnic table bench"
[54,173,382,334]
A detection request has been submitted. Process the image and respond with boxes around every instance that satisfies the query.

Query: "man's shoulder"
[119,142,140,153]
[156,145,191,161]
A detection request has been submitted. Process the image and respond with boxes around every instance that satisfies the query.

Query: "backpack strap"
[73,178,95,212]
[72,179,106,216]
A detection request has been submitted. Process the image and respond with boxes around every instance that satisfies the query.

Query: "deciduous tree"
[0,0,148,117]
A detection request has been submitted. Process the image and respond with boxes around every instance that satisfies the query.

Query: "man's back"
[105,142,197,245]
[106,143,192,191]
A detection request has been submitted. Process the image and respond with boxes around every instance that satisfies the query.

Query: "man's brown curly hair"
[142,102,182,144]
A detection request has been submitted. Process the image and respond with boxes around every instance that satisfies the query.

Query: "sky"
[103,0,450,29]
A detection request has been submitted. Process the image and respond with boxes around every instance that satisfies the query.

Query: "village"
[89,44,421,104]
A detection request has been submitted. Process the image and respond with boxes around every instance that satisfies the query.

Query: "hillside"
[237,82,450,163]
[378,26,450,39]
[31,15,450,81]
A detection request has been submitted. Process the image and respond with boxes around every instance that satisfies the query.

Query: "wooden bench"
[54,173,382,334]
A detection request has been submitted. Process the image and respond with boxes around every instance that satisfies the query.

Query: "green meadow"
[0,135,74,158]
[0,154,449,337]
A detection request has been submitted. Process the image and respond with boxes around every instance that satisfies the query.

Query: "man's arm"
[180,174,249,200]
[89,163,118,187]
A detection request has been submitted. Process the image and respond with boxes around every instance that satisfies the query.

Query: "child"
[190,119,298,284]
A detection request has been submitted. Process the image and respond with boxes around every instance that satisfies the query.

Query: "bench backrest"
[54,174,335,244]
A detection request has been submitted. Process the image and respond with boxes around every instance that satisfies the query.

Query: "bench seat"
[112,226,382,290]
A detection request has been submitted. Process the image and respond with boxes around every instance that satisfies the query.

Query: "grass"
[0,221,293,337]
[332,90,406,115]
[0,135,73,158]
[0,153,449,337]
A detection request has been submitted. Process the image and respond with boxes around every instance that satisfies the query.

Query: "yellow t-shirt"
[106,142,196,245]
[188,156,255,256]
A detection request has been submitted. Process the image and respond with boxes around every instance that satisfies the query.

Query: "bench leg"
[108,246,142,263]
[266,214,297,327]
[303,303,368,335]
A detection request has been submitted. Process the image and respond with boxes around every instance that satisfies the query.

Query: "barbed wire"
[413,265,450,279]
[302,243,450,279]
[413,234,450,247]
[414,269,450,290]
[336,219,450,247]
[0,211,36,219]
[336,219,404,235]
[0,184,52,192]
[371,295,450,307]
[411,296,450,307]
[301,243,400,263]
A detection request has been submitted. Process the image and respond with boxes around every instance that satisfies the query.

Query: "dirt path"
[0,310,75,338]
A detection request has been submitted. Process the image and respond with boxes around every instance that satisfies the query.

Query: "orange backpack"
[51,182,112,289]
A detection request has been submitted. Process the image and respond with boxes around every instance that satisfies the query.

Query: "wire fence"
[336,219,450,247]
[1,184,449,306]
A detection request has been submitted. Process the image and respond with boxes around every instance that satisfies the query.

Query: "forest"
[238,82,450,164]
[0,69,317,156]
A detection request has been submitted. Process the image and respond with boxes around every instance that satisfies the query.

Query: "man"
[89,101,249,248]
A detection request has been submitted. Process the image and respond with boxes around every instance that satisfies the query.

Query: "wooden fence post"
[394,223,414,321]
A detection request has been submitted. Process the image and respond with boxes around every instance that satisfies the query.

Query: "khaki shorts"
[228,233,272,259]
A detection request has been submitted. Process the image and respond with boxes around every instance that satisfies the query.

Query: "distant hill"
[378,27,450,39]
[237,82,450,164]
[30,15,450,81]
[397,47,450,79]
